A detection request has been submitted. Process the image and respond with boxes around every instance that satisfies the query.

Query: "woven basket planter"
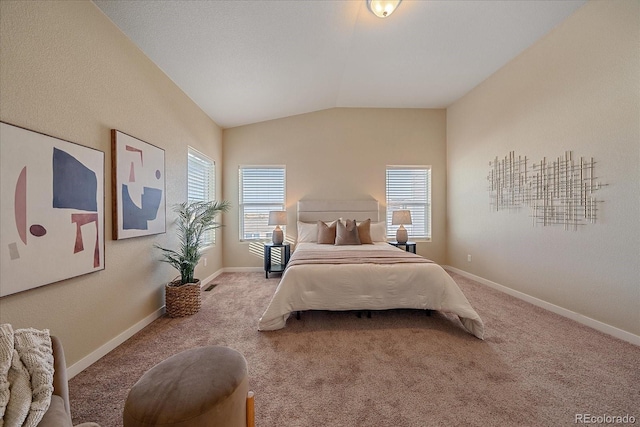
[165,280,201,318]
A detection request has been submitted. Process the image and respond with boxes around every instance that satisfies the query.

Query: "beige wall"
[447,0,639,335]
[2,0,635,371]
[0,1,224,365]
[222,108,447,266]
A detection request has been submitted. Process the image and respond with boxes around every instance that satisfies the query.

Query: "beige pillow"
[335,219,361,245]
[297,221,317,243]
[370,221,387,242]
[357,219,373,244]
[317,220,337,244]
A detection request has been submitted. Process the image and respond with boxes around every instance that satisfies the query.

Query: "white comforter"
[258,243,484,339]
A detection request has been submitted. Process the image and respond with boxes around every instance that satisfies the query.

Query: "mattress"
[258,242,484,339]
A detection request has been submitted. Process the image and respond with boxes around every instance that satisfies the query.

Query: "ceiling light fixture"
[367,0,402,18]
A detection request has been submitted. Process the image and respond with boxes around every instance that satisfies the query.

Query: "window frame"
[385,165,432,241]
[187,147,216,246]
[238,165,286,242]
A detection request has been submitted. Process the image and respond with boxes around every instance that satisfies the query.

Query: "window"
[188,147,216,245]
[386,166,431,240]
[239,166,286,241]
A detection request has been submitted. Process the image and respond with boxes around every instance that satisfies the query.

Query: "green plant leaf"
[155,200,231,285]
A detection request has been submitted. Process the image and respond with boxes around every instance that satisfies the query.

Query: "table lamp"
[391,210,412,244]
[268,211,287,244]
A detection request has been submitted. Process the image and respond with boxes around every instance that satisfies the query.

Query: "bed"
[258,200,484,339]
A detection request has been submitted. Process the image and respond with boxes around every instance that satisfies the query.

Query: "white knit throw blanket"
[0,324,54,427]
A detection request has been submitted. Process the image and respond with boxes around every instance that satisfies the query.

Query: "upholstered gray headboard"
[297,200,380,223]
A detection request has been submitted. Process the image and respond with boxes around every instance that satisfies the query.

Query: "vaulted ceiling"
[94,0,586,128]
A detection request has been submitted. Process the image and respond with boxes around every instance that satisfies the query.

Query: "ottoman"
[123,346,253,427]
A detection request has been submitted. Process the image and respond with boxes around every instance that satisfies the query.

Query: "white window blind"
[386,166,431,240]
[188,147,216,245]
[239,166,285,241]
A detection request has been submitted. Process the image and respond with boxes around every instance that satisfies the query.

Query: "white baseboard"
[67,306,164,379]
[444,266,640,346]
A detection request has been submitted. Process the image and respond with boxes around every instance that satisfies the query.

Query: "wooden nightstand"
[388,241,417,254]
[264,243,291,278]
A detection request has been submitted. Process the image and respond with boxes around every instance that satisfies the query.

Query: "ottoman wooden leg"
[246,391,255,427]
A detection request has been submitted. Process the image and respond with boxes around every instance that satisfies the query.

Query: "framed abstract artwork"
[0,122,105,297]
[111,130,166,240]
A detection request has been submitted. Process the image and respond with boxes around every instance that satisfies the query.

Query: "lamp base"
[272,228,284,245]
[396,226,408,244]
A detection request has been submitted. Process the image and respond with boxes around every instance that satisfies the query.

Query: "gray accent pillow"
[335,219,361,245]
[317,220,337,244]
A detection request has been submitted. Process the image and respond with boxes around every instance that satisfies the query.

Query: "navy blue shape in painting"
[122,184,163,230]
[52,148,98,212]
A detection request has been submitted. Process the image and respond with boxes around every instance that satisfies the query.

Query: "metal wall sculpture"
[488,151,604,230]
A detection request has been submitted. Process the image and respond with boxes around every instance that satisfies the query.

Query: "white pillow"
[297,221,317,243]
[370,221,387,242]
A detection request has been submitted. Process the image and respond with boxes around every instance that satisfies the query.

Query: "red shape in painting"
[14,167,27,245]
[126,145,143,165]
[29,224,47,237]
[71,213,100,268]
[126,145,143,183]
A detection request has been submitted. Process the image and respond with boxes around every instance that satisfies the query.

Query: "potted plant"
[155,200,230,317]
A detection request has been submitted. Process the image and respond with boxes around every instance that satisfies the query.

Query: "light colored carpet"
[69,271,639,426]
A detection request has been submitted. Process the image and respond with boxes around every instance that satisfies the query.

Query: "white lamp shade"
[268,211,287,226]
[391,210,412,226]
